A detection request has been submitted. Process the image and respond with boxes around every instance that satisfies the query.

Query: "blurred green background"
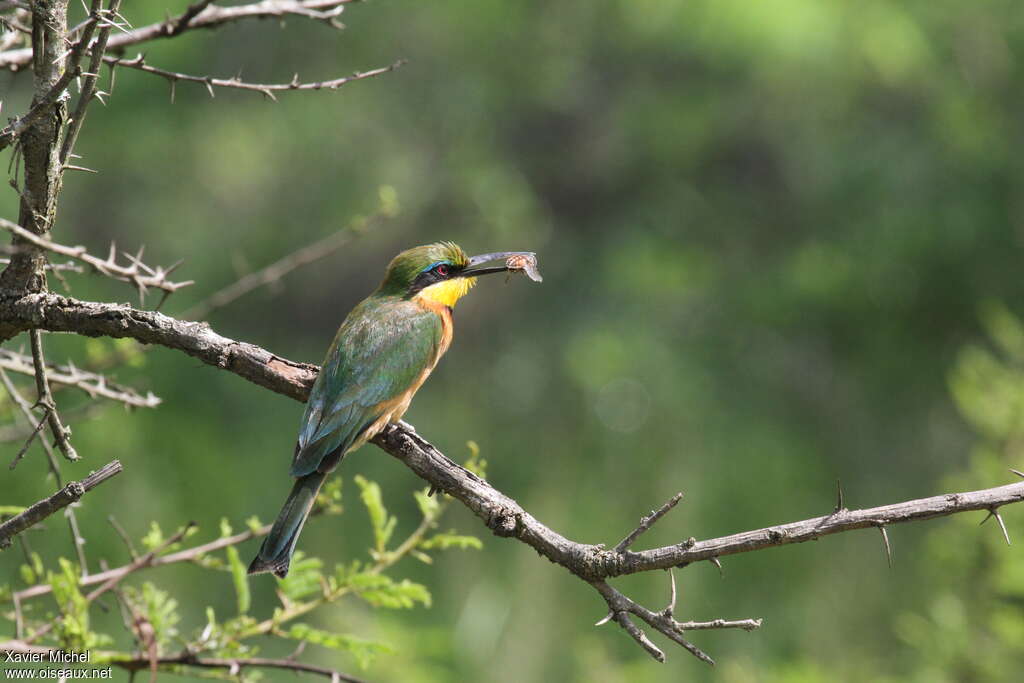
[3,0,1024,680]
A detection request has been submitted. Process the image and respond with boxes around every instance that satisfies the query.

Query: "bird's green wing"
[291,298,442,478]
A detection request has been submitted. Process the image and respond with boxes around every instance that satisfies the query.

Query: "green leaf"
[464,440,487,478]
[355,475,397,552]
[19,552,44,585]
[141,521,165,551]
[334,566,431,609]
[219,518,233,538]
[225,546,251,614]
[286,623,393,669]
[277,553,323,602]
[126,582,180,648]
[245,516,264,533]
[48,558,92,650]
[358,577,431,609]
[419,531,483,551]
[413,488,440,520]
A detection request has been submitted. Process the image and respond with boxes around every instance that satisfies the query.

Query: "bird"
[248,241,541,577]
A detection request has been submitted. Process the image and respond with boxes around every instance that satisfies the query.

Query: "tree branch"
[11,521,270,601]
[0,0,102,152]
[0,641,366,682]
[3,292,1023,662]
[0,460,122,548]
[1,0,359,71]
[29,329,78,461]
[105,54,405,102]
[0,218,194,300]
[0,348,161,408]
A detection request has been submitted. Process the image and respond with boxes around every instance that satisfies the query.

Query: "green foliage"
[48,558,109,651]
[419,532,484,552]
[18,551,44,585]
[286,623,393,669]
[355,474,398,554]
[334,564,432,609]
[277,552,324,602]
[126,582,181,649]
[225,545,251,614]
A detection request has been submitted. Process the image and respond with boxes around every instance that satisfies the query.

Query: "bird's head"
[378,241,539,307]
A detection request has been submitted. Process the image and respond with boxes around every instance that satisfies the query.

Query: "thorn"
[595,610,613,627]
[664,567,677,617]
[833,478,845,513]
[981,508,1012,546]
[878,525,892,568]
[709,556,723,577]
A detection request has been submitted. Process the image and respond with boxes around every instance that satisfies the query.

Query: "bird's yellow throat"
[414,277,476,308]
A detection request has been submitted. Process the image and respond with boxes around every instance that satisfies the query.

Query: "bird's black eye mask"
[407,261,459,296]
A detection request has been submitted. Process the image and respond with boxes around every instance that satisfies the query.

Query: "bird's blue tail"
[248,471,327,577]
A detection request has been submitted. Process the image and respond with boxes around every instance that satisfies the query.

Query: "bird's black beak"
[460,251,543,282]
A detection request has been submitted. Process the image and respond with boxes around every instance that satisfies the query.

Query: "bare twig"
[105,54,405,101]
[0,348,161,408]
[0,401,107,444]
[107,514,138,560]
[1,0,360,71]
[13,522,270,600]
[29,330,78,461]
[0,460,121,548]
[614,492,683,553]
[0,367,64,477]
[0,257,83,273]
[8,405,49,469]
[183,219,378,320]
[168,0,214,36]
[0,218,194,299]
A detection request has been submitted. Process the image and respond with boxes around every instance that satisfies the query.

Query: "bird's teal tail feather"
[248,471,327,578]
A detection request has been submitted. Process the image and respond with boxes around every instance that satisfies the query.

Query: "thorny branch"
[0,460,121,548]
[0,218,194,301]
[0,348,161,408]
[0,0,360,71]
[59,0,124,165]
[105,54,406,102]
[0,0,103,152]
[29,330,77,461]
[2,291,1023,661]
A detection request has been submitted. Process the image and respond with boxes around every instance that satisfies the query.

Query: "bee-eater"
[248,242,541,577]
